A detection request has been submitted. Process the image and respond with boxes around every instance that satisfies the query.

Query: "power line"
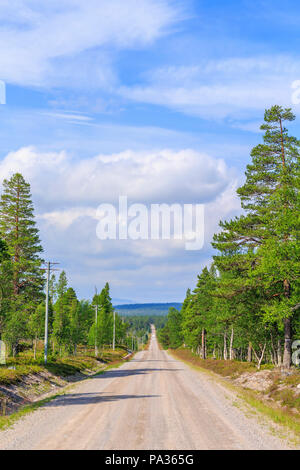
[113,310,116,351]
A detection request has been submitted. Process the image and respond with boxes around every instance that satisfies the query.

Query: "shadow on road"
[94,368,183,379]
[132,359,178,363]
[44,393,160,407]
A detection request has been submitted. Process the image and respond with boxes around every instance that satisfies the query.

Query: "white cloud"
[0,0,181,88]
[0,146,234,208]
[0,145,240,300]
[119,56,300,120]
[41,112,93,122]
[38,207,97,230]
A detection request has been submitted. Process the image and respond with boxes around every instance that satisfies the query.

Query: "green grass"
[264,372,300,412]
[239,389,300,440]
[0,364,43,385]
[0,346,129,386]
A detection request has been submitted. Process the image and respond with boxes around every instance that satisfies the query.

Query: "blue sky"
[0,0,300,303]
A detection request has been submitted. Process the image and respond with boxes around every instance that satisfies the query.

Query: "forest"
[158,106,300,369]
[114,303,182,316]
[0,174,148,359]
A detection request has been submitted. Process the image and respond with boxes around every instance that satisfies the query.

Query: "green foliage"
[0,173,44,300]
[0,174,44,350]
[0,174,158,360]
[2,308,28,356]
[56,271,68,298]
[158,307,182,349]
[164,106,300,369]
[89,283,114,348]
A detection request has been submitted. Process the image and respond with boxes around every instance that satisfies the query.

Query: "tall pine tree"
[213,106,300,367]
[0,173,44,299]
[0,173,44,353]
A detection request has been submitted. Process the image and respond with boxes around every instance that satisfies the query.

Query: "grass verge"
[169,348,300,443]
[0,347,128,386]
[0,348,134,431]
[170,348,274,378]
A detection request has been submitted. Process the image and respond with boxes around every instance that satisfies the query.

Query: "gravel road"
[0,327,293,450]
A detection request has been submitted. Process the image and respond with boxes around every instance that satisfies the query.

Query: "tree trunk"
[283,317,292,369]
[247,342,252,362]
[277,338,282,367]
[253,343,266,370]
[201,329,206,359]
[269,348,275,365]
[223,331,228,360]
[229,327,234,360]
[270,333,277,365]
[33,335,37,360]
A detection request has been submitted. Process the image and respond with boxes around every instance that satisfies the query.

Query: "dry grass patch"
[171,348,259,378]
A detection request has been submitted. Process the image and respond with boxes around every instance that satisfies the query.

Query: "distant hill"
[113,303,182,316]
[111,298,134,305]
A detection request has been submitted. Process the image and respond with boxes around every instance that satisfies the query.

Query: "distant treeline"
[122,315,167,331]
[114,303,182,316]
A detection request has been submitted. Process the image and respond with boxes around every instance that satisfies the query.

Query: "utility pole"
[44,262,50,365]
[94,304,98,357]
[113,310,116,351]
[44,261,59,365]
[93,287,98,357]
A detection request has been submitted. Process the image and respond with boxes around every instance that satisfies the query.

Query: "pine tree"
[0,174,44,353]
[0,238,12,337]
[77,300,94,346]
[56,271,68,298]
[0,173,44,299]
[114,312,127,346]
[213,106,300,368]
[248,107,300,367]
[90,282,114,348]
[166,307,182,349]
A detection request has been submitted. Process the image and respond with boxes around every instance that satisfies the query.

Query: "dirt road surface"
[0,328,293,450]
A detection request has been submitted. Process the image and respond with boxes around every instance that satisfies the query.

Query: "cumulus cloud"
[0,146,234,209]
[0,146,241,300]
